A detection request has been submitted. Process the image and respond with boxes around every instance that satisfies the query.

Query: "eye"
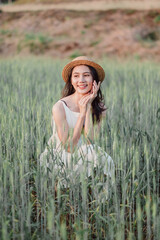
[74,75,78,78]
[84,74,90,77]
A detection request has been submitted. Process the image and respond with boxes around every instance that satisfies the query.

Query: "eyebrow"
[73,72,91,74]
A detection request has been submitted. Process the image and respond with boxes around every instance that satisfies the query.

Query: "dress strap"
[60,100,68,107]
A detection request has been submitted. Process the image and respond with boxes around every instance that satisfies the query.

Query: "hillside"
[0,1,160,60]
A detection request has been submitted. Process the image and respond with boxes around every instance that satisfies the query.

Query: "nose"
[79,74,85,82]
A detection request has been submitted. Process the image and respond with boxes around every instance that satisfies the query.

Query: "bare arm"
[52,96,89,153]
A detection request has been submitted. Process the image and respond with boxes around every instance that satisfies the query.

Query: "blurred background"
[0,0,160,61]
[1,3,160,239]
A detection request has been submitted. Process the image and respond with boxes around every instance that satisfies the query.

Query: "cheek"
[71,78,76,86]
[71,79,78,90]
[71,77,78,83]
[88,80,93,87]
[88,76,93,83]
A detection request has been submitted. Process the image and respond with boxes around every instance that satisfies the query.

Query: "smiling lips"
[78,85,88,89]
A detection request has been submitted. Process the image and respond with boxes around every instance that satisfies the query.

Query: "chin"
[78,90,91,95]
[77,87,92,93]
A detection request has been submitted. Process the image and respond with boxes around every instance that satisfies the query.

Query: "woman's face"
[71,65,93,94]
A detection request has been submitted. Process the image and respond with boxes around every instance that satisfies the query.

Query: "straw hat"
[62,56,105,82]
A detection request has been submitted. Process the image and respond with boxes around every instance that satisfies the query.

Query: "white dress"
[39,100,115,186]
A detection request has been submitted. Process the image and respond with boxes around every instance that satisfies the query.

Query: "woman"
[40,56,114,187]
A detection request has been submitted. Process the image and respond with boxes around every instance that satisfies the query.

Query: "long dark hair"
[61,65,106,124]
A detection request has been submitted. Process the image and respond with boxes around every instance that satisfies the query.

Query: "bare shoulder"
[61,95,72,105]
[52,101,65,119]
[52,100,63,112]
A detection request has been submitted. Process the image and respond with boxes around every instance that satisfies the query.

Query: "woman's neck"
[72,92,86,105]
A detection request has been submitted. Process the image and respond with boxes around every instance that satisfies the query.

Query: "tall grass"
[0,57,159,239]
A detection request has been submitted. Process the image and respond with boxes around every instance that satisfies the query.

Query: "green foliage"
[17,32,53,54]
[81,30,86,35]
[0,29,17,37]
[90,40,101,47]
[0,57,160,239]
[154,15,160,23]
[69,50,82,59]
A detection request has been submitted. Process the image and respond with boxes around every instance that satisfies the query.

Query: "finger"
[93,85,96,95]
[93,81,100,94]
[93,80,97,86]
[94,80,98,88]
[85,96,92,105]
[93,81,98,91]
[79,94,91,105]
[93,83,97,95]
[83,94,92,103]
[83,94,93,102]
[94,80,101,88]
[79,93,90,101]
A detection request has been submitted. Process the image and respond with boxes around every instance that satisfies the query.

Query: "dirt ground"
[0,1,160,61]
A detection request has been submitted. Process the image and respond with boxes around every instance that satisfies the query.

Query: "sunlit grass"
[0,57,160,239]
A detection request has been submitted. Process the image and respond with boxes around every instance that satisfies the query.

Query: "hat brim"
[62,59,105,83]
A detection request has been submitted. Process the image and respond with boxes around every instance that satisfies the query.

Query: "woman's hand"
[85,80,101,111]
[78,93,91,116]
[78,81,101,115]
[88,80,101,104]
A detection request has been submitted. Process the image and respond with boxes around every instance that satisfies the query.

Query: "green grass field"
[0,57,160,239]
